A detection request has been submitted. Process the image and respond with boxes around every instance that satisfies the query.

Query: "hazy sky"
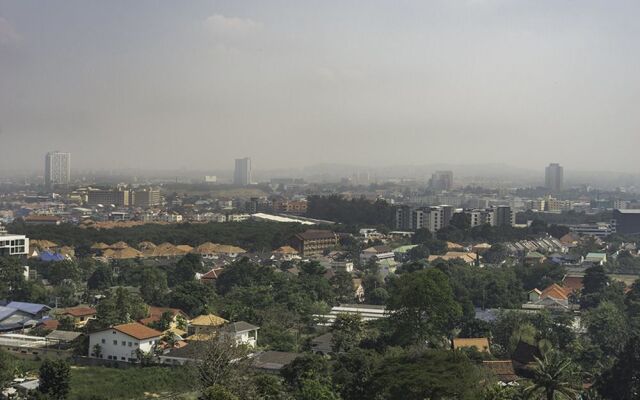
[1,0,639,173]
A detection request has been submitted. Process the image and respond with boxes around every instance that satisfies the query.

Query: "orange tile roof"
[139,307,186,325]
[62,306,96,317]
[452,338,490,352]
[562,276,584,293]
[540,283,571,301]
[112,322,162,340]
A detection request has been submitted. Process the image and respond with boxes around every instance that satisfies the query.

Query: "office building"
[0,232,29,257]
[87,188,131,207]
[395,205,413,230]
[133,189,161,207]
[545,163,563,193]
[466,206,515,228]
[44,151,71,188]
[428,171,453,191]
[395,205,455,232]
[234,158,252,186]
[612,209,640,235]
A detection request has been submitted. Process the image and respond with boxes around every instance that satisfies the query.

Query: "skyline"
[1,1,640,172]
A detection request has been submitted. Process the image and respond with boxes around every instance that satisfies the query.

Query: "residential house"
[58,306,96,328]
[585,252,607,266]
[360,245,394,263]
[187,314,228,340]
[483,361,519,383]
[252,351,303,373]
[221,321,259,348]
[88,322,162,362]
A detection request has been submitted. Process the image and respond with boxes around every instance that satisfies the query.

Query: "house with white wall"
[88,322,162,363]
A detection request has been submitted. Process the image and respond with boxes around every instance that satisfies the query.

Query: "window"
[122,341,126,346]
[128,342,132,347]
[101,339,105,344]
[121,357,125,361]
[113,340,117,345]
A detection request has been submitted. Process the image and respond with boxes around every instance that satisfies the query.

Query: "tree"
[194,335,250,394]
[87,264,113,291]
[330,271,354,303]
[598,335,640,399]
[450,212,471,230]
[331,313,364,353]
[298,379,340,400]
[523,352,579,400]
[199,385,239,400]
[365,350,481,399]
[387,269,462,345]
[581,265,611,309]
[170,281,217,316]
[281,354,331,390]
[583,301,629,356]
[94,287,148,328]
[483,244,509,265]
[140,268,169,305]
[0,256,28,300]
[0,350,12,389]
[411,228,432,245]
[38,359,70,400]
[332,348,381,400]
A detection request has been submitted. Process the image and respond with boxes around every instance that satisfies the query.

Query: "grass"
[68,365,194,400]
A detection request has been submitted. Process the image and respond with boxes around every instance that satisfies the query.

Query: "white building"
[45,151,71,188]
[0,234,29,257]
[233,157,252,186]
[88,323,162,363]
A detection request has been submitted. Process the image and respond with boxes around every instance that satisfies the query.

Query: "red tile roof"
[62,306,96,318]
[112,322,162,340]
[139,307,186,326]
[540,283,571,301]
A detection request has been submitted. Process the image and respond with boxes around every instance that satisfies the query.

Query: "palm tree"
[524,351,580,400]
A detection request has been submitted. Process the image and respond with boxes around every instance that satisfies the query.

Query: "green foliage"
[332,348,381,400]
[139,267,169,305]
[387,269,462,345]
[169,281,217,317]
[281,354,331,390]
[523,351,580,400]
[598,335,640,400]
[9,220,306,253]
[515,262,565,291]
[306,195,395,227]
[0,350,12,389]
[67,365,192,399]
[87,264,114,291]
[298,379,340,400]
[38,359,71,400]
[331,313,364,353]
[364,350,481,400]
[583,301,629,356]
[200,385,240,400]
[93,287,148,328]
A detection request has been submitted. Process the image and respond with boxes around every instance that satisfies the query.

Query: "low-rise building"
[292,230,339,258]
[88,322,162,362]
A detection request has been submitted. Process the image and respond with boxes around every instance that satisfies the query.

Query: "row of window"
[101,338,139,347]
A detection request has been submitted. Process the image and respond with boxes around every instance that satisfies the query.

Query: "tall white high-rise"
[45,151,71,188]
[545,163,563,193]
[234,157,252,186]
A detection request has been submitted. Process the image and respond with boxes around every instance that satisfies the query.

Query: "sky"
[0,0,639,174]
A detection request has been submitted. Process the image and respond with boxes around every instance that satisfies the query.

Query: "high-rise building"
[45,151,71,188]
[133,188,161,207]
[545,163,563,193]
[428,171,453,191]
[234,158,252,186]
